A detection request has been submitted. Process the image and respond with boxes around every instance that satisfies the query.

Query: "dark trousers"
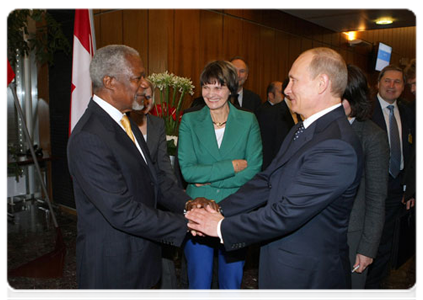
[365,174,403,289]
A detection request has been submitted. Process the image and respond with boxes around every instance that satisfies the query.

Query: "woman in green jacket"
[178,60,262,289]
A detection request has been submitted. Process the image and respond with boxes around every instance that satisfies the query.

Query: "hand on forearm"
[232,159,247,173]
[185,205,223,237]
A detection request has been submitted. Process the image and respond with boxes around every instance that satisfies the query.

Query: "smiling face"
[378,70,405,104]
[202,81,231,111]
[113,54,148,112]
[284,52,320,118]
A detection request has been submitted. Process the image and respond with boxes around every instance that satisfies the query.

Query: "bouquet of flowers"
[148,71,195,156]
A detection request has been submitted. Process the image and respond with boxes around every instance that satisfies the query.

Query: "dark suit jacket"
[241,88,262,114]
[370,97,415,191]
[67,100,189,289]
[348,119,389,258]
[403,100,420,200]
[145,114,180,195]
[219,106,363,289]
[257,101,295,170]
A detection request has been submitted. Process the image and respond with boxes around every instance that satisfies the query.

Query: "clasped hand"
[185,197,223,237]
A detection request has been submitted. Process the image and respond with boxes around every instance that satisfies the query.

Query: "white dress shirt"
[93,95,147,163]
[377,93,404,170]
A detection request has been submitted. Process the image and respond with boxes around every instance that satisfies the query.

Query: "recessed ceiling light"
[376,18,394,25]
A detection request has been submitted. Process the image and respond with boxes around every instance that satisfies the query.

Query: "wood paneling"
[123,10,148,71]
[98,10,123,46]
[90,9,415,106]
[148,10,174,75]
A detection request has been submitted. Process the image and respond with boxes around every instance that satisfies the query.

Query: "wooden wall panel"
[90,9,415,107]
[258,27,277,101]
[199,10,224,69]
[222,14,243,61]
[148,10,174,74]
[123,10,148,71]
[173,10,200,102]
[98,10,123,47]
[242,21,261,94]
[274,31,290,81]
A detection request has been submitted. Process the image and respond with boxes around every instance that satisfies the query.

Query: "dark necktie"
[293,122,305,141]
[233,94,241,107]
[387,105,401,178]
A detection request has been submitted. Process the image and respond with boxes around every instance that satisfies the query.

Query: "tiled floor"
[7,198,416,290]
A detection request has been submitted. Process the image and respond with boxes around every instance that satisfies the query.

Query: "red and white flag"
[7,59,15,86]
[69,9,96,134]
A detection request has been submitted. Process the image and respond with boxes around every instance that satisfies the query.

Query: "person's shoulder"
[244,89,261,101]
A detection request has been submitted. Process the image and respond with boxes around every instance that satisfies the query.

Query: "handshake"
[184,197,224,238]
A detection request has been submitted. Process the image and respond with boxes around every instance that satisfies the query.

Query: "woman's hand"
[232,159,247,173]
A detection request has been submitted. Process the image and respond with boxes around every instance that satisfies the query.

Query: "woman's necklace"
[212,120,227,127]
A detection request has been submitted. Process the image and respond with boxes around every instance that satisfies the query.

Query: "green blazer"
[178,103,262,202]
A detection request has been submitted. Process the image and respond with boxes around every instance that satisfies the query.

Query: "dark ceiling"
[281,9,416,33]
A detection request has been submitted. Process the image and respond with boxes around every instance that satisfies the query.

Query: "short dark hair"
[343,65,371,121]
[266,82,277,95]
[378,64,406,83]
[200,60,239,97]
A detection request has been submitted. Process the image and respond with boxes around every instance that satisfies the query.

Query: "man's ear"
[317,73,330,94]
[103,76,114,90]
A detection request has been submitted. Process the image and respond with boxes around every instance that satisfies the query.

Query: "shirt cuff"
[217,219,224,244]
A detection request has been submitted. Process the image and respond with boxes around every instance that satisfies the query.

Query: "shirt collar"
[377,93,398,110]
[93,94,125,124]
[303,103,342,129]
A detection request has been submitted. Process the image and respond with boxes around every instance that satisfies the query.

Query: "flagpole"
[8,81,58,229]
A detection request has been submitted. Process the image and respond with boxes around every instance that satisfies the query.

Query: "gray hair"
[90,45,140,91]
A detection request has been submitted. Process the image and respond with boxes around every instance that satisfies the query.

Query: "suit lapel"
[219,104,244,158]
[192,107,221,161]
[129,116,158,183]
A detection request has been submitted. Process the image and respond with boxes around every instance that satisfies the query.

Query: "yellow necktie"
[120,115,135,143]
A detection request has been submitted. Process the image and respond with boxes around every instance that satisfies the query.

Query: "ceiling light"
[376,18,394,25]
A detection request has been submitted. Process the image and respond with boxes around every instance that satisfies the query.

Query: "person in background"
[261,81,284,108]
[257,78,296,169]
[130,80,180,289]
[342,64,390,288]
[178,60,262,289]
[186,47,364,289]
[229,56,262,114]
[365,65,415,288]
[402,59,420,299]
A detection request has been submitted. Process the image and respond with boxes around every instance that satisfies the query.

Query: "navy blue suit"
[219,106,363,288]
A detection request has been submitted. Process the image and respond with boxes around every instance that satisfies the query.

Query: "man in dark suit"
[402,59,420,299]
[230,56,262,114]
[67,45,214,289]
[186,47,364,289]
[365,65,415,288]
[257,79,296,169]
